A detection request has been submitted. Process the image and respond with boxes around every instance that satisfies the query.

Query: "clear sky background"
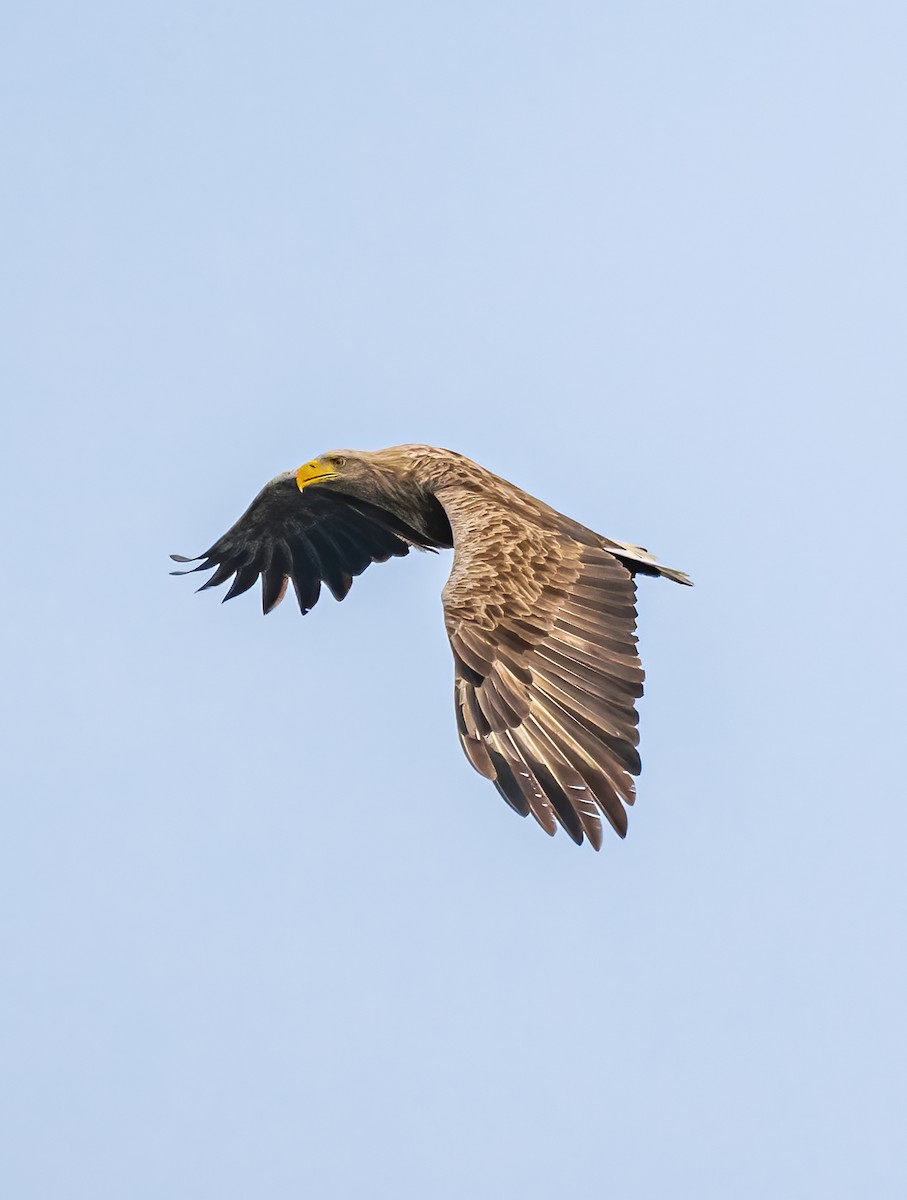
[3,3,905,1197]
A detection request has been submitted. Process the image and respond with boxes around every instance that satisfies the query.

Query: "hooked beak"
[296,459,338,490]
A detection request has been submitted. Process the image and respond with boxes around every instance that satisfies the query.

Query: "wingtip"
[170,553,205,576]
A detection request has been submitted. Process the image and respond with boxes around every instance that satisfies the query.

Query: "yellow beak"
[296,459,338,490]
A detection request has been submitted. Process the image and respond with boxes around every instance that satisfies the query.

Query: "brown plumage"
[172,445,690,849]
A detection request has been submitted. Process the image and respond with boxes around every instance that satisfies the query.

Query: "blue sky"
[3,3,905,1196]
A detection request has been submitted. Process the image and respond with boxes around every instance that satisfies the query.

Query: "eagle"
[172,445,690,849]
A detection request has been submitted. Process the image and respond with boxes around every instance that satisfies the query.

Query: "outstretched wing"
[442,500,645,850]
[171,471,441,614]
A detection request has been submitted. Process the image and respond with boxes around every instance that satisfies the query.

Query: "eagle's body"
[173,445,690,850]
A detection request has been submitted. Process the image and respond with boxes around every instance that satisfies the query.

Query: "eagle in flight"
[172,445,690,849]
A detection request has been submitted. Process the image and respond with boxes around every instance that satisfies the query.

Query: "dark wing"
[171,471,441,614]
[445,520,644,850]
